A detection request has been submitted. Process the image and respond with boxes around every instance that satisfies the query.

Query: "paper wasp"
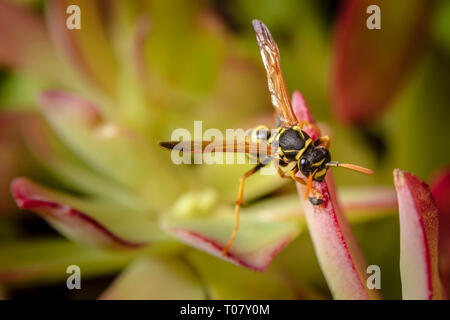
[159,20,373,256]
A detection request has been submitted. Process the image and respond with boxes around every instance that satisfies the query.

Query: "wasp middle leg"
[222,158,271,256]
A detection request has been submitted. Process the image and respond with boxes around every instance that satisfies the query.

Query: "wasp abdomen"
[246,125,271,143]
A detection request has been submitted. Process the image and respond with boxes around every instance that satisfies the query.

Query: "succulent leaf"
[292,91,378,299]
[394,169,444,300]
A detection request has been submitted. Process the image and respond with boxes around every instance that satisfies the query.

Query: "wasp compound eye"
[299,147,331,179]
[299,157,311,174]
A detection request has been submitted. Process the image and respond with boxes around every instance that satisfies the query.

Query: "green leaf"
[99,256,206,300]
[46,0,118,95]
[37,90,181,209]
[162,201,300,271]
[187,250,301,299]
[0,238,143,286]
[11,178,167,248]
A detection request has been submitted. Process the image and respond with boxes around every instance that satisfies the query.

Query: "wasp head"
[299,147,331,182]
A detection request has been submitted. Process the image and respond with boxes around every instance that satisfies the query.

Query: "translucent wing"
[159,140,273,158]
[252,19,297,127]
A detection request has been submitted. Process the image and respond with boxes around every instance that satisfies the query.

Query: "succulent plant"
[0,0,449,300]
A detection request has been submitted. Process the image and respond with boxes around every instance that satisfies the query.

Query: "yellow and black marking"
[269,125,313,164]
[247,125,271,144]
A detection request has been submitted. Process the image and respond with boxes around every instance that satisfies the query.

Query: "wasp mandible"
[159,20,373,257]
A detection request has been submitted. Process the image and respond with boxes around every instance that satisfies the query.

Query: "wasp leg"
[273,161,322,204]
[222,160,269,256]
[289,168,323,205]
[273,159,290,179]
[314,135,331,150]
[298,120,321,135]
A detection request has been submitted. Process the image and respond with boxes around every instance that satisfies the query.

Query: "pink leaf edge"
[394,169,444,300]
[11,177,146,249]
[291,91,377,299]
[37,90,101,124]
[430,168,450,295]
[165,227,296,272]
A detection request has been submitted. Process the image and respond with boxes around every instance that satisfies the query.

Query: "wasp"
[159,20,373,256]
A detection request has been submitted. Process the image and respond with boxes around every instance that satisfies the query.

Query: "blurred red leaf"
[0,112,36,214]
[331,0,434,125]
[0,0,61,79]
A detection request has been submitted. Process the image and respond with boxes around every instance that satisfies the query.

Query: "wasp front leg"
[314,135,331,150]
[289,167,323,205]
[273,160,323,205]
[222,159,270,256]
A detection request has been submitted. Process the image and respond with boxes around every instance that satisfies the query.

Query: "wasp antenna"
[326,161,374,175]
[158,141,177,150]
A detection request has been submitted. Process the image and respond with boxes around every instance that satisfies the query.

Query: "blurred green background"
[0,0,449,300]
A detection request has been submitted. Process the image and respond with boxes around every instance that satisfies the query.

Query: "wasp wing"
[252,19,297,127]
[159,140,273,157]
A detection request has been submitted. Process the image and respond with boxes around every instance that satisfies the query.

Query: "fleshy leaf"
[20,115,143,209]
[36,90,180,209]
[143,0,226,97]
[162,199,300,272]
[0,0,64,81]
[338,186,397,223]
[331,0,433,125]
[430,168,450,248]
[430,168,450,295]
[99,257,205,300]
[0,238,144,286]
[291,91,378,299]
[201,162,287,205]
[394,169,443,299]
[246,186,397,224]
[46,0,118,95]
[0,112,36,214]
[11,178,167,248]
[187,250,312,299]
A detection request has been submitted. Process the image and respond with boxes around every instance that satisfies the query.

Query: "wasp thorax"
[278,128,306,151]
